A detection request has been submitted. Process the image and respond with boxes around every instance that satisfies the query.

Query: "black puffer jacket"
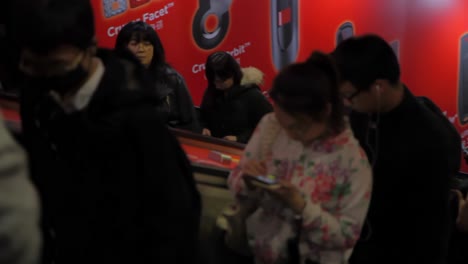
[20,49,201,264]
[200,67,273,143]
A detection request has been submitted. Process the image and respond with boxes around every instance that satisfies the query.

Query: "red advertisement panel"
[91,0,272,105]
[91,0,468,172]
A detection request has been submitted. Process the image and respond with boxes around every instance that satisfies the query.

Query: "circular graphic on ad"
[459,33,468,125]
[271,0,299,71]
[192,0,232,50]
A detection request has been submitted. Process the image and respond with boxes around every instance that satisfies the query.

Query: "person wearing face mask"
[13,0,201,263]
[200,51,272,143]
[114,21,200,133]
[226,52,372,264]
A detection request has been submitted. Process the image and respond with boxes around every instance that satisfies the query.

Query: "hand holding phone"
[243,160,267,177]
[245,175,281,190]
[242,160,268,189]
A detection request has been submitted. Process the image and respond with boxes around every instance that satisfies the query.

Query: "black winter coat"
[200,84,272,144]
[349,87,452,264]
[20,50,201,264]
[151,66,201,133]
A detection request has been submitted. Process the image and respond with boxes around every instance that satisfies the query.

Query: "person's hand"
[454,190,468,233]
[202,128,211,136]
[223,135,237,142]
[242,160,266,190]
[267,180,306,214]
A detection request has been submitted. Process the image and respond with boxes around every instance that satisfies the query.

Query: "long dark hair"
[205,51,243,90]
[270,51,345,133]
[114,21,168,80]
[201,51,244,110]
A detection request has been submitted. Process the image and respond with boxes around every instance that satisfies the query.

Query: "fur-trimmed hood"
[218,66,265,99]
[241,67,264,87]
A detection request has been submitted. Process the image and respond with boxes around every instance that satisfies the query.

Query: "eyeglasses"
[285,118,313,136]
[214,78,226,83]
[19,52,85,77]
[214,76,231,83]
[344,90,362,101]
[128,41,153,49]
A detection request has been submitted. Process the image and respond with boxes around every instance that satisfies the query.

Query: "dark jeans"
[209,230,319,264]
[206,229,254,264]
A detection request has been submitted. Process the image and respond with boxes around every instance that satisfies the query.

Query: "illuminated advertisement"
[90,0,468,171]
[459,34,468,125]
[270,0,299,70]
[192,0,232,50]
[336,21,354,46]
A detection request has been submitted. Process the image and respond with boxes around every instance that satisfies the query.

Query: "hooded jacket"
[20,49,201,264]
[200,67,273,144]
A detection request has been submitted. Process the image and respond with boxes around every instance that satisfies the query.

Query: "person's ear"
[373,79,387,94]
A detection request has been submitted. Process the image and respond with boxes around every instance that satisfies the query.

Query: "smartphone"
[246,175,281,189]
[271,0,299,70]
[390,40,400,62]
[459,33,468,124]
[336,21,354,46]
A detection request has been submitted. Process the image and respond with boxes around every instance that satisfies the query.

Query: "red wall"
[91,0,468,171]
[91,0,272,105]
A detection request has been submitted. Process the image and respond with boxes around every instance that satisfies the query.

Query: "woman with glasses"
[227,52,372,264]
[115,21,200,133]
[200,51,272,143]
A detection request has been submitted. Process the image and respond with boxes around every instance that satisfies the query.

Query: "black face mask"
[28,65,89,96]
[344,105,353,115]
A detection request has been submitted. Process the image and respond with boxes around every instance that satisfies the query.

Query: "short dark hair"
[331,34,400,91]
[270,51,345,133]
[205,51,243,88]
[115,21,166,71]
[13,0,95,54]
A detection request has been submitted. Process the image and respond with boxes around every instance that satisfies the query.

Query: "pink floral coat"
[228,113,372,264]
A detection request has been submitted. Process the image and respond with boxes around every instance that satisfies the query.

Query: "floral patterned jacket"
[228,113,372,264]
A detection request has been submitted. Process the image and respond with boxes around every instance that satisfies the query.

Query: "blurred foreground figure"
[0,114,40,264]
[13,0,201,263]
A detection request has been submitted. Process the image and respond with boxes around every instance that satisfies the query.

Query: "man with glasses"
[332,35,456,264]
[13,0,201,263]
